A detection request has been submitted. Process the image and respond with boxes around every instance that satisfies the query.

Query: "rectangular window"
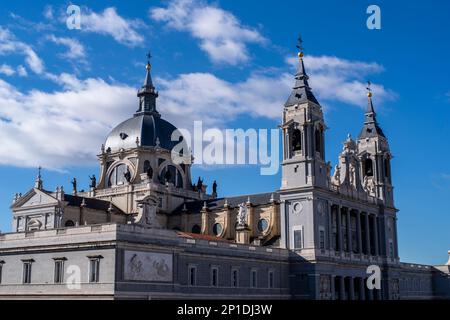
[293,229,303,249]
[0,262,3,284]
[251,269,257,288]
[319,229,325,250]
[54,260,65,284]
[211,267,219,287]
[231,268,239,288]
[22,261,32,284]
[89,258,100,283]
[188,265,197,286]
[268,270,274,289]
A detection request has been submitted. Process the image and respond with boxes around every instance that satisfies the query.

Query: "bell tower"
[280,37,329,190]
[357,82,394,207]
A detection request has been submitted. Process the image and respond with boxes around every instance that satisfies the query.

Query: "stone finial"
[270,193,275,203]
[224,198,229,208]
[80,198,86,208]
[108,201,114,213]
[446,250,450,266]
[202,201,207,210]
[246,196,251,205]
[182,203,187,212]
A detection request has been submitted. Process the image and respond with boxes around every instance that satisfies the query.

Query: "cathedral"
[0,42,449,300]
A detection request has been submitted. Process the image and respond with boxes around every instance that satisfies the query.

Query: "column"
[337,205,343,252]
[346,209,352,253]
[349,277,355,300]
[373,215,379,256]
[393,217,399,259]
[330,276,336,300]
[360,278,366,300]
[328,203,333,250]
[339,276,345,300]
[364,212,371,255]
[356,210,363,254]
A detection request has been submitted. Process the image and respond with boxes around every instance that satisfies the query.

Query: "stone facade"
[0,50,449,300]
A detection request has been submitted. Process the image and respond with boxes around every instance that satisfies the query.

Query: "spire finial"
[34,166,43,190]
[366,80,372,98]
[296,34,304,58]
[146,51,152,71]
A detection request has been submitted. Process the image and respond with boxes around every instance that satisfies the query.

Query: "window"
[257,219,269,232]
[188,265,197,286]
[268,270,274,289]
[231,268,239,288]
[108,163,130,186]
[191,224,201,234]
[54,259,65,284]
[389,241,395,259]
[293,228,303,249]
[22,260,33,284]
[364,158,374,177]
[159,165,183,188]
[64,220,75,227]
[292,128,302,151]
[212,223,223,236]
[211,267,219,287]
[250,269,257,288]
[319,229,325,250]
[384,159,390,178]
[88,257,101,283]
[315,129,321,153]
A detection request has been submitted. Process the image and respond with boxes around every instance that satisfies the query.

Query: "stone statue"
[212,180,217,195]
[364,175,376,195]
[89,175,96,189]
[146,166,153,179]
[124,167,131,183]
[135,197,160,228]
[71,178,77,194]
[349,165,356,186]
[333,165,341,184]
[196,177,203,192]
[237,203,248,227]
[164,169,172,183]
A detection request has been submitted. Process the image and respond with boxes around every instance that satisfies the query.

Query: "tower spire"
[34,166,43,190]
[358,81,386,139]
[285,35,319,107]
[136,51,159,116]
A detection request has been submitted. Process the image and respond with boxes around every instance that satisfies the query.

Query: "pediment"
[12,188,58,209]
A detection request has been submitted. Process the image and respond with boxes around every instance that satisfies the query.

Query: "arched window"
[292,129,302,151]
[191,224,201,234]
[384,158,390,178]
[64,220,75,227]
[315,128,322,153]
[159,165,183,188]
[143,160,153,179]
[364,158,374,177]
[108,164,130,186]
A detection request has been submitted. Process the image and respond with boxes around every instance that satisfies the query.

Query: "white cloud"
[47,35,86,59]
[150,0,266,65]
[43,5,54,20]
[0,64,15,76]
[82,7,144,47]
[0,27,45,74]
[17,65,27,77]
[0,76,136,169]
[0,52,394,170]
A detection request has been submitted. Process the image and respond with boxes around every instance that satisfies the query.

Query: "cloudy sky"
[0,0,449,264]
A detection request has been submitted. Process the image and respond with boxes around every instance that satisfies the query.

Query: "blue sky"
[0,0,449,265]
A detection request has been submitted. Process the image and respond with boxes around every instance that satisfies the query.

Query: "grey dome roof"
[104,114,183,152]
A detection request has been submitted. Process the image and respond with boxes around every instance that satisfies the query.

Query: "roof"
[173,192,279,214]
[285,57,319,106]
[358,96,386,139]
[104,114,185,152]
[63,194,123,213]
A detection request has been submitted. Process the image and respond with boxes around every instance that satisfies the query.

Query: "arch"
[191,224,201,234]
[158,162,184,188]
[364,158,374,177]
[292,128,302,151]
[106,160,136,187]
[212,223,223,236]
[64,220,75,227]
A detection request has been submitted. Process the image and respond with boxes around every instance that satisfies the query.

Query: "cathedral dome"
[104,114,181,152]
